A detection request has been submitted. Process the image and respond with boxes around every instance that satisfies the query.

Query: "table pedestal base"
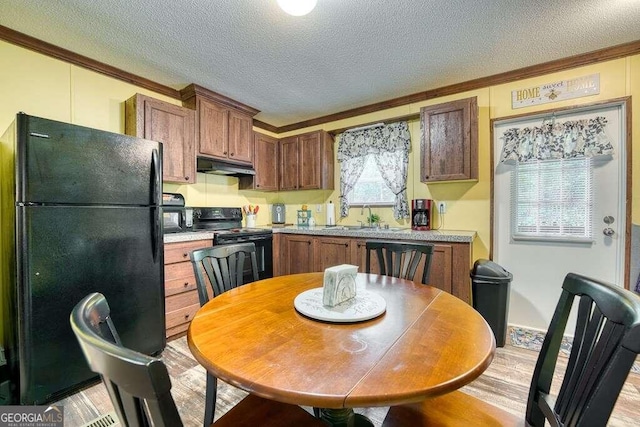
[320,408,373,427]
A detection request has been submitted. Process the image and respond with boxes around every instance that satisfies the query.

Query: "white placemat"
[294,287,386,323]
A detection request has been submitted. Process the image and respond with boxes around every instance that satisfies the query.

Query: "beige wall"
[1,40,638,265]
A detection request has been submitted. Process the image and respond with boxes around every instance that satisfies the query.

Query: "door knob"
[603,227,615,237]
[603,216,615,224]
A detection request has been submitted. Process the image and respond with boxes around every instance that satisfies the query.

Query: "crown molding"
[272,39,640,133]
[0,25,181,100]
[2,25,638,135]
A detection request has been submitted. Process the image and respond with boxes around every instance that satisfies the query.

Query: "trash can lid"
[470,259,513,282]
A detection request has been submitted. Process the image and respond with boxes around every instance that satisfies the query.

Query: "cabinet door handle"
[184,314,190,320]
[183,282,189,288]
[185,176,190,181]
[223,151,227,155]
[256,184,260,187]
[230,152,234,156]
[344,243,349,247]
[182,252,188,258]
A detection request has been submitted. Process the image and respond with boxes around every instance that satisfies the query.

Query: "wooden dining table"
[187,272,496,426]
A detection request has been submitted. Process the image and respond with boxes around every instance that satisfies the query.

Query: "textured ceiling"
[1,0,640,127]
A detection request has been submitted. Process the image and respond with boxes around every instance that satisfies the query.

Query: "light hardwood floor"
[57,336,640,426]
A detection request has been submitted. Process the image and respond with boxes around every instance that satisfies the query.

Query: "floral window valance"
[500,116,613,164]
[337,122,411,220]
[337,122,411,161]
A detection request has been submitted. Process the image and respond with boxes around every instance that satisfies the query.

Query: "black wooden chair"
[382,272,640,426]
[70,292,325,427]
[190,242,259,305]
[365,240,435,284]
[190,243,259,426]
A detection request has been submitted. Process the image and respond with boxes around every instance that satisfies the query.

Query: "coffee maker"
[272,203,286,224]
[411,199,433,230]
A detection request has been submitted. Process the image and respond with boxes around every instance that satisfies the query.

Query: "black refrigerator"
[0,113,165,404]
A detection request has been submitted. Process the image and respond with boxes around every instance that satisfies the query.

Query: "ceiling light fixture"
[277,0,317,16]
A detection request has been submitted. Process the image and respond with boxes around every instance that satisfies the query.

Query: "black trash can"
[471,259,513,347]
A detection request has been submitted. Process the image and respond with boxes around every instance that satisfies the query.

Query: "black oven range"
[191,207,273,280]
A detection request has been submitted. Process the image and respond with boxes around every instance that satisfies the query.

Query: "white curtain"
[337,122,411,219]
[338,157,366,218]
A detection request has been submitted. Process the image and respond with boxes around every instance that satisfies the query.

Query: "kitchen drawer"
[165,261,196,282]
[166,289,200,313]
[165,275,198,297]
[165,240,212,264]
[166,302,200,329]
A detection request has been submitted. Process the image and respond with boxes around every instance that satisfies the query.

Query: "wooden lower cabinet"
[164,239,212,340]
[281,234,314,274]
[351,239,370,271]
[276,234,472,304]
[314,237,351,271]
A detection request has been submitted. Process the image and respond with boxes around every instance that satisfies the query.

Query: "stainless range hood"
[197,157,256,177]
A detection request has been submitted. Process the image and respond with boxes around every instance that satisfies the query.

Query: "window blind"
[511,158,593,242]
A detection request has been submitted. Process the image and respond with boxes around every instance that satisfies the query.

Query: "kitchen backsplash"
[162,173,410,227]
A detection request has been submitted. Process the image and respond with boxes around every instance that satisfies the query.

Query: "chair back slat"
[219,256,232,291]
[526,273,640,427]
[557,299,603,418]
[202,258,223,298]
[70,293,183,427]
[563,321,625,425]
[555,295,591,412]
[190,242,259,304]
[365,241,435,284]
[119,388,147,427]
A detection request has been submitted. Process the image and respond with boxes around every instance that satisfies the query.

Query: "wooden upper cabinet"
[181,84,259,166]
[279,136,300,190]
[420,97,478,182]
[240,132,279,191]
[299,131,321,189]
[125,93,196,184]
[228,110,253,163]
[197,98,228,159]
[279,130,334,191]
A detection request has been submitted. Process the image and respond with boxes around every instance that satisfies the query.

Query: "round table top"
[187,272,496,409]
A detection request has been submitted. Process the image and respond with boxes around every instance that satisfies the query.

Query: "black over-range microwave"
[162,193,193,233]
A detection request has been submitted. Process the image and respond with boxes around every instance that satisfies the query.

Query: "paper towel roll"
[326,201,336,225]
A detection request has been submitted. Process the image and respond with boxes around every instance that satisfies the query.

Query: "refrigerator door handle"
[151,149,161,206]
[151,206,161,263]
[151,148,161,263]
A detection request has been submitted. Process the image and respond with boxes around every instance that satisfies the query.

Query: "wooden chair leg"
[204,373,217,427]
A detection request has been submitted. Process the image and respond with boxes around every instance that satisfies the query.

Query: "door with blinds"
[492,99,628,331]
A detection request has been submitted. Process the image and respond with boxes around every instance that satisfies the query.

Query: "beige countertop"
[164,227,475,244]
[164,231,214,244]
[272,226,476,242]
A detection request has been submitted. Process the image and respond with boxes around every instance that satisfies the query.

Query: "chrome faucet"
[361,204,372,227]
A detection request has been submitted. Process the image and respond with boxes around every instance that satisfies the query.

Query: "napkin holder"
[323,264,358,307]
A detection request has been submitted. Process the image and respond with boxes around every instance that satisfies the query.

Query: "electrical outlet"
[438,201,446,214]
[316,204,323,213]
